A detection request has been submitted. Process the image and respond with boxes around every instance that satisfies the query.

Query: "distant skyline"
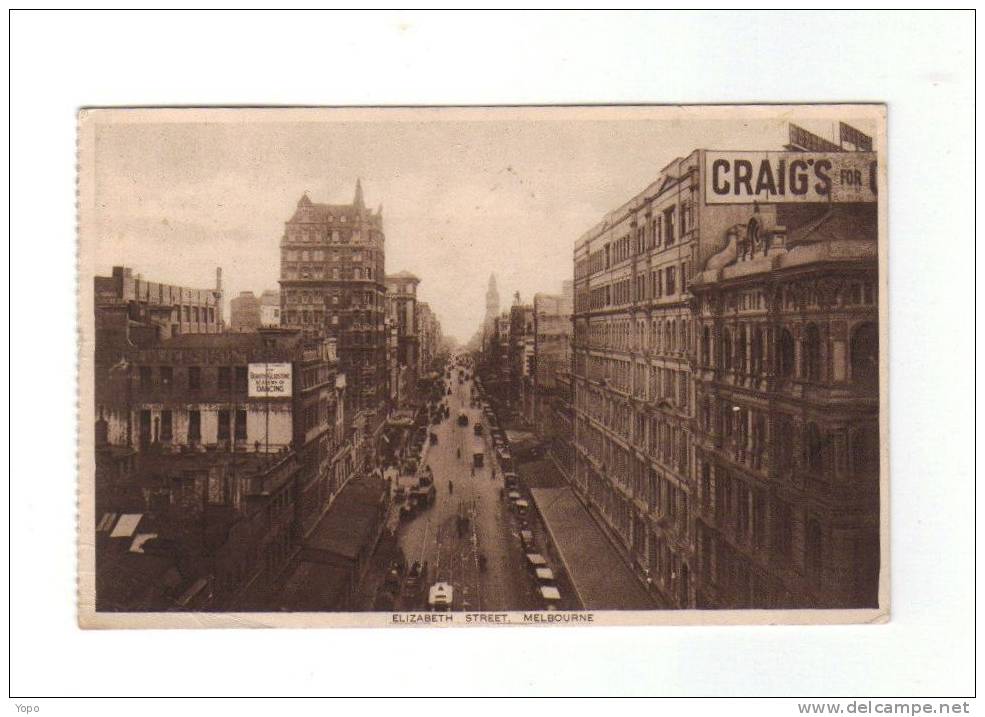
[92,108,876,343]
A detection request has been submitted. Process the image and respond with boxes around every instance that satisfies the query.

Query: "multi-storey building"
[483,273,501,337]
[230,290,282,332]
[509,303,535,424]
[532,283,575,467]
[417,301,442,376]
[480,311,512,413]
[533,286,573,394]
[279,181,388,419]
[572,150,784,608]
[259,290,281,327]
[230,291,261,332]
[94,319,350,610]
[689,204,879,609]
[571,144,880,609]
[385,271,421,393]
[94,265,224,342]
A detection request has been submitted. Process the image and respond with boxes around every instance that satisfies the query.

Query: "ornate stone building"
[571,146,879,609]
[279,181,388,420]
[689,205,879,608]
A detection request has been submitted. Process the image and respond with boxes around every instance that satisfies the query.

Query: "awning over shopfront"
[303,475,387,563]
[529,487,656,611]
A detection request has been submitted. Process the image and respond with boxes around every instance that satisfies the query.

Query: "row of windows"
[583,262,688,311]
[283,248,378,262]
[139,408,246,444]
[284,289,381,308]
[137,365,248,392]
[283,310,384,332]
[699,321,878,387]
[575,409,690,482]
[285,225,377,244]
[169,305,216,324]
[283,265,377,281]
[581,315,691,355]
[583,202,692,278]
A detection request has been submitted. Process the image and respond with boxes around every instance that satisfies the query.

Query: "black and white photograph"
[78,105,887,626]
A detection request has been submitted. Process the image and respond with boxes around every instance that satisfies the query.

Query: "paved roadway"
[394,368,540,612]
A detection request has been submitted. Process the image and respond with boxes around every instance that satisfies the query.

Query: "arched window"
[803,323,822,382]
[776,415,796,472]
[722,328,733,371]
[850,322,878,388]
[701,326,711,366]
[751,327,764,374]
[777,328,796,378]
[850,425,879,476]
[805,422,825,472]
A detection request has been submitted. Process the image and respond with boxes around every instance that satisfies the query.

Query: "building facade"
[509,303,536,425]
[385,271,421,395]
[230,291,261,332]
[571,146,880,609]
[417,301,442,377]
[689,205,880,609]
[94,319,350,610]
[279,181,388,418]
[259,290,281,327]
[95,265,224,342]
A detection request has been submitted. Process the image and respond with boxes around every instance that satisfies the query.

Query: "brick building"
[279,181,388,418]
[94,308,351,610]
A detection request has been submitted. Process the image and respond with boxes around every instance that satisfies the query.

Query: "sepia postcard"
[78,104,889,628]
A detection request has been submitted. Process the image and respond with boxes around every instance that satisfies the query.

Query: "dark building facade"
[94,296,350,610]
[570,143,880,609]
[229,291,261,332]
[689,205,880,609]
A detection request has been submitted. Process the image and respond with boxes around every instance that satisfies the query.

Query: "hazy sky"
[92,109,876,343]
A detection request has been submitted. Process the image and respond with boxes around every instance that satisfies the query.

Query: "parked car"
[520,529,535,552]
[525,553,548,572]
[428,582,454,612]
[539,585,561,610]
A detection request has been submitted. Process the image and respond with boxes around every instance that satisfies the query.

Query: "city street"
[393,367,543,612]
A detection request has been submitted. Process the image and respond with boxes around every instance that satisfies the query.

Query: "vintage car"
[428,582,454,612]
[519,529,536,552]
[540,585,561,610]
[410,483,436,509]
[525,553,548,572]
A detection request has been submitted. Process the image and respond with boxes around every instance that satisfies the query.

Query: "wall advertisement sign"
[248,362,293,398]
[704,151,877,204]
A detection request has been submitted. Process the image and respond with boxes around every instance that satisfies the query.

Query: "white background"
[6,9,977,705]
